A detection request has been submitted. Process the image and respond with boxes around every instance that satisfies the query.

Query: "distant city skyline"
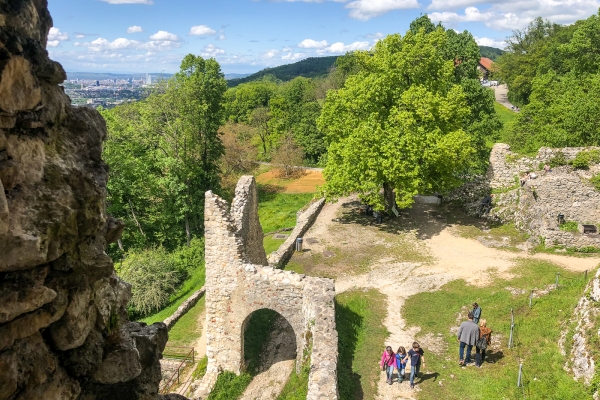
[47,0,600,74]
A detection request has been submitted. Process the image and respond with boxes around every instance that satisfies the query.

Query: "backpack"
[476,335,488,350]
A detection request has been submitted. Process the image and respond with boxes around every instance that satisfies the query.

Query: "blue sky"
[47,0,600,74]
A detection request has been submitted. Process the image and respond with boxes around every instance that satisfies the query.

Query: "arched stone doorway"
[241,308,297,374]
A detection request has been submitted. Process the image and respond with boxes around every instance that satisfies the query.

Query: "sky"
[47,0,600,75]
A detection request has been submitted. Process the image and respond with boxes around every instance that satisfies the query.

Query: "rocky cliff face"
[0,1,169,399]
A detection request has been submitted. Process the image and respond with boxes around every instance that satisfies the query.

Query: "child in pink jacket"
[380,346,396,385]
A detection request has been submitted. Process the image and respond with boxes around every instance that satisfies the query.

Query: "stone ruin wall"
[487,144,600,249]
[0,1,171,399]
[193,176,338,400]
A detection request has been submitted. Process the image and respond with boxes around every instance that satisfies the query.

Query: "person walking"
[472,302,482,324]
[380,346,396,385]
[457,312,480,365]
[395,346,408,384]
[403,342,425,389]
[476,319,493,367]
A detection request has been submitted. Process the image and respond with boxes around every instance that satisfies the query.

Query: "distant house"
[478,57,494,79]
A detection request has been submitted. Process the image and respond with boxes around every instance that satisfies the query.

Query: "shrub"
[171,238,205,275]
[560,221,579,232]
[118,247,184,317]
[590,174,600,191]
[571,150,600,170]
[549,151,567,167]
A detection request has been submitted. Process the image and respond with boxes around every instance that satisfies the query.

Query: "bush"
[591,174,600,191]
[171,238,205,275]
[549,151,567,167]
[570,150,600,170]
[118,247,184,317]
[559,221,579,232]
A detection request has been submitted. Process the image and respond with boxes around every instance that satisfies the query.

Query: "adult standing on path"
[472,302,482,324]
[380,346,396,385]
[476,319,493,367]
[457,312,480,365]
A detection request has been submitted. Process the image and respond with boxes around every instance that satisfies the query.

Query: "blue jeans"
[385,365,394,381]
[409,364,420,386]
[398,366,405,382]
[459,342,473,363]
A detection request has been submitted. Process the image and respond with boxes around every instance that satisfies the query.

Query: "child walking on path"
[404,342,425,389]
[380,346,396,385]
[396,346,408,384]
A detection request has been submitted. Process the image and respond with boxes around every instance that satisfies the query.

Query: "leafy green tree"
[102,54,226,252]
[318,29,480,211]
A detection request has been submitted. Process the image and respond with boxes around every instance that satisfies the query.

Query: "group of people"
[379,342,425,389]
[378,303,492,391]
[457,302,492,367]
[519,171,538,186]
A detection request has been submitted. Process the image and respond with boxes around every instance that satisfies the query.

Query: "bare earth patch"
[255,170,325,193]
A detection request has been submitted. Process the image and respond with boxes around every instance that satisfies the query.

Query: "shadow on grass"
[335,301,365,400]
[417,371,440,386]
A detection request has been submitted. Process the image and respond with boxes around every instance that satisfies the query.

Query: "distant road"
[493,84,518,111]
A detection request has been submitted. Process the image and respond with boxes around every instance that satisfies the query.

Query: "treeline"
[496,12,600,153]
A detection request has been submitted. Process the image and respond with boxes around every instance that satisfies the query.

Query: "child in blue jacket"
[396,346,408,383]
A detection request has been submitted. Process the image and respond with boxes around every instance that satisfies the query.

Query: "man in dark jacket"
[457,312,480,365]
[472,302,482,324]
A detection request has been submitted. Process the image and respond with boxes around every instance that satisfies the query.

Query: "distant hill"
[227,56,338,87]
[479,46,505,61]
[225,73,252,80]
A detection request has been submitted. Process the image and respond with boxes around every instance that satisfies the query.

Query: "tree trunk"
[383,182,396,214]
[185,213,191,246]
[128,199,145,237]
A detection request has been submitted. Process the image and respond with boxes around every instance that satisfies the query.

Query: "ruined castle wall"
[0,2,168,399]
[196,177,338,400]
[268,198,326,267]
[488,144,600,249]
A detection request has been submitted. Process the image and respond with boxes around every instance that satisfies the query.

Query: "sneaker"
[410,384,415,389]
[458,360,464,366]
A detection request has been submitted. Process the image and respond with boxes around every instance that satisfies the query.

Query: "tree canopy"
[318,21,498,210]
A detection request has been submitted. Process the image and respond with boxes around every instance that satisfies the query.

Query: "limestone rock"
[0,284,57,324]
[0,177,8,235]
[0,56,41,113]
[49,287,97,351]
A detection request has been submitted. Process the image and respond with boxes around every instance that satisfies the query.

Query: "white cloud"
[75,34,85,39]
[319,41,371,53]
[298,39,329,49]
[282,52,306,61]
[475,37,507,49]
[218,35,226,40]
[345,0,419,20]
[429,7,493,23]
[127,25,143,33]
[149,30,179,41]
[100,0,153,4]
[201,44,225,57]
[264,49,280,59]
[189,25,217,36]
[47,40,61,48]
[283,46,293,52]
[48,27,69,41]
[86,37,140,52]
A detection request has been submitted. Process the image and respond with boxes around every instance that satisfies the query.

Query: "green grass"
[336,289,389,400]
[402,259,592,400]
[453,223,529,252]
[164,297,205,347]
[192,355,208,380]
[257,186,313,255]
[495,102,517,130]
[206,371,253,400]
[560,221,579,233]
[277,357,310,400]
[141,264,205,324]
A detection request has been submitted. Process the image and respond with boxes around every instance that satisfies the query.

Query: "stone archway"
[194,176,339,400]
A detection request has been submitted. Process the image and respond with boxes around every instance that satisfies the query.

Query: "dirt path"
[239,316,297,400]
[191,309,207,360]
[493,84,515,110]
[303,196,600,399]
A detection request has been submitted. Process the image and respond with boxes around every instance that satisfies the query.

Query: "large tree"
[318,27,486,211]
[103,54,227,252]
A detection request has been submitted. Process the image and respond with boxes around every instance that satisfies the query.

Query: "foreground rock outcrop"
[0,1,168,398]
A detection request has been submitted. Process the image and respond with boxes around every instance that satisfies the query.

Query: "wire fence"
[504,269,592,398]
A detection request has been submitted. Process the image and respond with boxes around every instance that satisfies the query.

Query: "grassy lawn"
[402,259,592,400]
[141,264,205,324]
[257,185,314,255]
[336,289,389,400]
[164,297,205,348]
[277,358,310,400]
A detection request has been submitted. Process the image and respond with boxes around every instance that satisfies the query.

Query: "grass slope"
[336,289,389,400]
[165,297,205,348]
[402,259,592,400]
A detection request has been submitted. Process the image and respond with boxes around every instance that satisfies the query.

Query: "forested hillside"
[479,45,505,60]
[227,56,338,87]
[495,12,600,153]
